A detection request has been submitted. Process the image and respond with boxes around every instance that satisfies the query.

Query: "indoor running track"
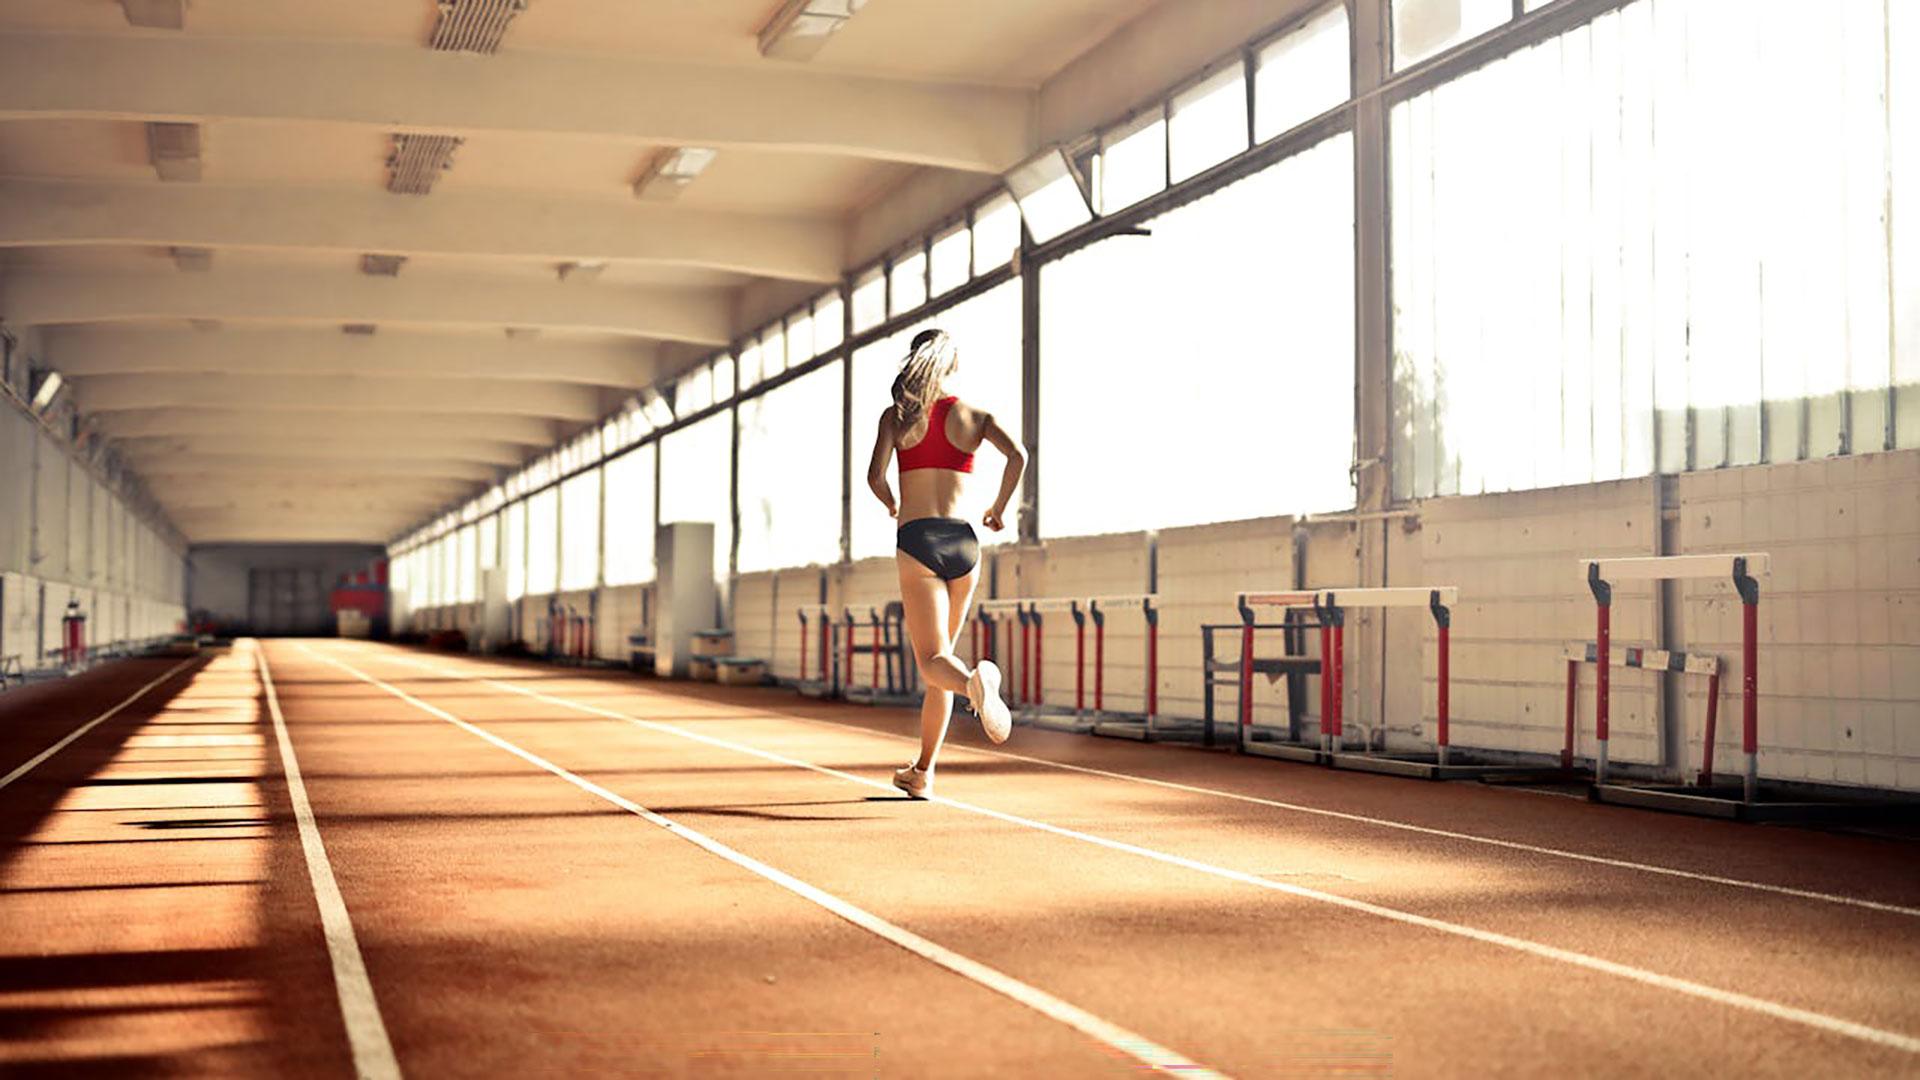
[2,639,1918,1078]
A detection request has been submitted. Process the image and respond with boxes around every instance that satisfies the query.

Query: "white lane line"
[372,649,1920,1058]
[300,643,1226,1080]
[256,642,402,1080]
[0,656,199,794]
[374,648,1920,922]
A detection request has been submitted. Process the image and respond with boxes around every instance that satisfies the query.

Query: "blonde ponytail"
[892,329,957,428]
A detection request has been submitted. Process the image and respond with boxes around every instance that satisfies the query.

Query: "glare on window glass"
[1254,4,1350,142]
[813,292,844,351]
[971,194,1021,273]
[930,225,971,295]
[658,412,732,587]
[890,249,927,315]
[477,514,497,573]
[526,487,558,596]
[1040,134,1356,538]
[1169,62,1249,182]
[738,342,763,389]
[504,501,526,600]
[1007,149,1092,244]
[1392,0,1512,69]
[761,326,785,377]
[738,362,843,573]
[1099,110,1167,212]
[851,270,886,331]
[602,444,656,586]
[786,310,813,365]
[558,469,600,592]
[675,366,713,414]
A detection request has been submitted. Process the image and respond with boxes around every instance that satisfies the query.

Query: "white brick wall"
[1415,480,1661,763]
[1679,450,1920,790]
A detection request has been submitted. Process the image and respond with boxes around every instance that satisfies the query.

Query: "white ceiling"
[0,0,1165,544]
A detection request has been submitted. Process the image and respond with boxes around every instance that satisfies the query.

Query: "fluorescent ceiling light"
[759,0,869,61]
[1004,147,1093,244]
[633,148,719,201]
[29,370,63,414]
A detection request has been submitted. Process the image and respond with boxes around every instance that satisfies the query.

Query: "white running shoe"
[892,763,931,799]
[968,661,1012,744]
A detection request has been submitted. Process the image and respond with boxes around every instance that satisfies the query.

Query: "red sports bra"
[898,396,974,474]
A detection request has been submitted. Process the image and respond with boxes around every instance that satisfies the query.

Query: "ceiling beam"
[93,409,559,446]
[116,434,527,468]
[72,373,605,422]
[0,180,844,284]
[0,32,1032,173]
[2,270,733,344]
[171,516,414,545]
[45,327,658,388]
[148,475,477,506]
[135,453,499,483]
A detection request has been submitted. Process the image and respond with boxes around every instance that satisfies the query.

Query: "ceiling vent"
[121,0,185,30]
[504,327,542,340]
[342,324,378,336]
[360,254,407,277]
[169,246,212,272]
[429,0,529,55]
[386,133,463,195]
[147,122,202,182]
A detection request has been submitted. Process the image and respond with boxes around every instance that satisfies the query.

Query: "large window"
[659,411,733,585]
[503,500,527,600]
[603,444,656,586]
[455,524,477,603]
[559,469,601,591]
[526,487,558,596]
[738,362,844,573]
[1040,134,1357,537]
[1390,0,1912,499]
[848,280,1025,559]
[1393,0,1513,69]
[1253,3,1350,142]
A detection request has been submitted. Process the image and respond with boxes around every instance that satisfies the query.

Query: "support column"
[1352,0,1395,745]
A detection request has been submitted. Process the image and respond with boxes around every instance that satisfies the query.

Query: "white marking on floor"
[369,647,1920,1057]
[256,642,402,1080]
[379,647,1920,921]
[0,657,198,794]
[300,643,1227,1080]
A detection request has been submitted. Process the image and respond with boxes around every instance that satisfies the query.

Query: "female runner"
[865,328,1022,798]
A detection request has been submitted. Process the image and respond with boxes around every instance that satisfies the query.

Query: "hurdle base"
[795,679,836,699]
[1022,707,1096,734]
[1589,782,1920,824]
[1240,727,1326,764]
[1091,715,1209,743]
[844,688,920,708]
[1329,750,1571,782]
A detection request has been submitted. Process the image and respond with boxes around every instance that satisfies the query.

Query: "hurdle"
[1563,642,1721,782]
[975,599,1034,723]
[840,603,918,706]
[795,604,836,698]
[1582,554,1767,806]
[1210,591,1322,759]
[1082,595,1182,740]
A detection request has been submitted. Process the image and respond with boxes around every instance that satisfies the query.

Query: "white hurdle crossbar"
[1237,587,1460,761]
[1581,553,1768,800]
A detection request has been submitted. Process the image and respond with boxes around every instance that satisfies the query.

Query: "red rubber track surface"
[2,640,1916,1078]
